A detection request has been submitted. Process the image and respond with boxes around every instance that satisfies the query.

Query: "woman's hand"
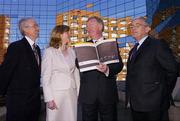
[47,100,58,110]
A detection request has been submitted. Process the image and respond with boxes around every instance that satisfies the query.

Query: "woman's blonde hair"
[49,25,70,48]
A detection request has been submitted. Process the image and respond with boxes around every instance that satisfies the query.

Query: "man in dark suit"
[78,16,123,121]
[0,17,41,121]
[126,17,178,121]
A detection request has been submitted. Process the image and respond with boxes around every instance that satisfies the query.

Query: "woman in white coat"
[41,25,80,121]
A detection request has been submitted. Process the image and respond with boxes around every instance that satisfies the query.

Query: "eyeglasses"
[129,23,148,29]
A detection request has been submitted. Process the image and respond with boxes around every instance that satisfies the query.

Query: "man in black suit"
[126,17,178,121]
[0,17,41,121]
[78,16,123,121]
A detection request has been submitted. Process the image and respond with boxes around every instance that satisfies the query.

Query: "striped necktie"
[32,44,39,65]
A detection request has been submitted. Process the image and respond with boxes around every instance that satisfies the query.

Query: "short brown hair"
[49,25,70,48]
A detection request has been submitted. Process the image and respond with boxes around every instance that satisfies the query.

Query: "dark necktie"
[33,44,39,65]
[130,43,139,61]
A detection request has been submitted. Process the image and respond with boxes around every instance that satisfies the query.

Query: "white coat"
[41,47,80,121]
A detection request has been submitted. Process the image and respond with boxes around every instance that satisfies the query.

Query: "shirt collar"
[93,37,104,43]
[137,35,148,49]
[25,36,36,49]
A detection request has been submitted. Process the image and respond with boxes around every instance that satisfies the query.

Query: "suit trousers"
[131,108,169,121]
[81,101,117,121]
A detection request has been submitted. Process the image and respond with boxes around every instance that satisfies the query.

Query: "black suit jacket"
[126,36,178,112]
[78,39,123,104]
[0,37,41,121]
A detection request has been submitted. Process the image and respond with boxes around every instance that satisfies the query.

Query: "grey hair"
[87,16,104,32]
[18,17,34,36]
[133,17,151,27]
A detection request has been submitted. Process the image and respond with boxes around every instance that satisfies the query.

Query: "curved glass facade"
[0,0,146,50]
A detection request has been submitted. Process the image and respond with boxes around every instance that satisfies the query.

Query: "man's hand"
[96,63,108,73]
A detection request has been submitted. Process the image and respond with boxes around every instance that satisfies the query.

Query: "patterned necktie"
[33,44,39,65]
[130,43,139,61]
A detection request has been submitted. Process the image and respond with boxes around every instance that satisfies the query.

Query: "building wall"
[0,15,10,64]
[0,0,146,52]
[56,9,100,42]
[147,0,180,62]
[56,10,131,43]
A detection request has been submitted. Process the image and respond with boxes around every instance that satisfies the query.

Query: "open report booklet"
[74,39,120,72]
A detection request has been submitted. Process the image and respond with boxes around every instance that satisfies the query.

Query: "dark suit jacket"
[126,36,178,112]
[0,37,41,121]
[78,39,123,104]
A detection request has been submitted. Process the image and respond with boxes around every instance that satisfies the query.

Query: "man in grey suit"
[126,17,178,121]
[0,17,41,121]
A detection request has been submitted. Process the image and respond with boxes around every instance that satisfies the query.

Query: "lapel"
[60,48,71,72]
[22,37,41,72]
[128,36,151,64]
